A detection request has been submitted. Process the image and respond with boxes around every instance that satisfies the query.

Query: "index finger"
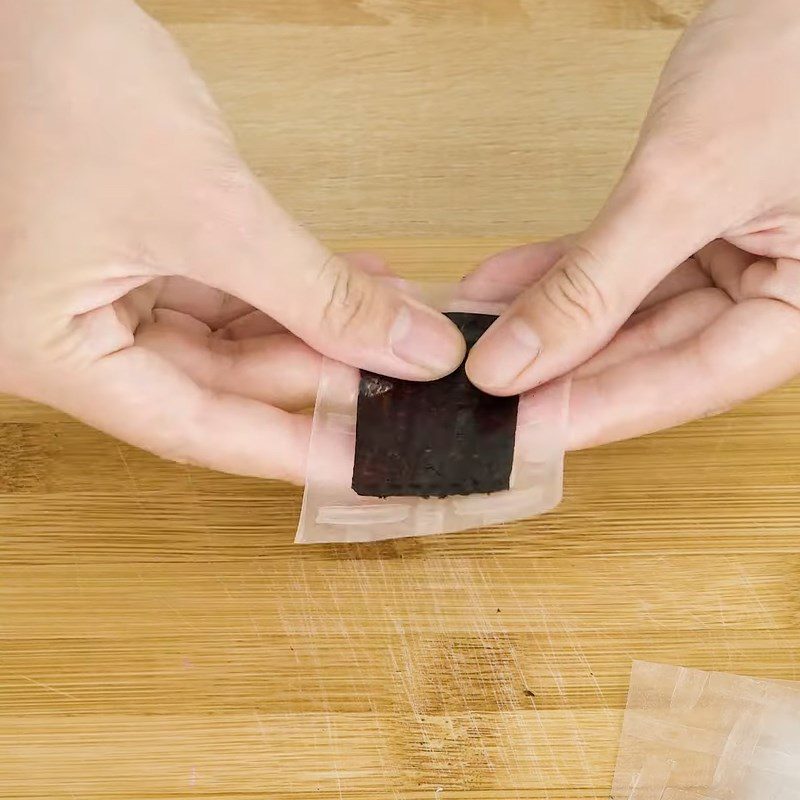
[35,345,312,483]
[568,297,800,450]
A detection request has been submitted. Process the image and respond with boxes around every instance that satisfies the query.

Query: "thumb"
[466,164,720,394]
[186,188,465,381]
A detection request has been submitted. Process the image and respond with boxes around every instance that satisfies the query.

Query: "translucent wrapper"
[613,661,800,800]
[296,281,570,544]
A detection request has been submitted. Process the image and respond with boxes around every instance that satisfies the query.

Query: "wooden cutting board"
[3,2,799,798]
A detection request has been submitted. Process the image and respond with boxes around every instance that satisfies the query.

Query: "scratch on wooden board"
[715,596,736,673]
[492,556,566,784]
[708,416,736,462]
[278,560,318,637]
[323,711,345,800]
[365,686,393,790]
[389,618,424,722]
[503,622,556,793]
[184,464,215,546]
[324,571,349,637]
[297,570,348,799]
[458,561,500,772]
[451,563,492,774]
[253,710,269,746]
[115,442,144,508]
[570,626,609,707]
[337,560,374,710]
[73,562,85,597]
[555,606,605,781]
[247,612,263,641]
[20,674,79,700]
[715,593,730,629]
[537,596,594,782]
[731,558,777,629]
[214,572,234,603]
[465,577,528,800]
[637,599,671,630]
[728,556,798,677]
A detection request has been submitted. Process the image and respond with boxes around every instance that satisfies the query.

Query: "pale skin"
[0,0,465,482]
[2,0,799,482]
[466,0,800,450]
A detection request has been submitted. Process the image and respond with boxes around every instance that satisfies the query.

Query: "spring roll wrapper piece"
[296,281,570,544]
[612,661,800,800]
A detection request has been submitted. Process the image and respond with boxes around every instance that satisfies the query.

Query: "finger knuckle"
[541,248,608,326]
[747,257,800,311]
[316,256,373,339]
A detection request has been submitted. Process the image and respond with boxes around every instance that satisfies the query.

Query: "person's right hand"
[466,0,800,449]
[0,0,465,482]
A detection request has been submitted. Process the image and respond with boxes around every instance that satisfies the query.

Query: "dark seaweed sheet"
[352,312,519,498]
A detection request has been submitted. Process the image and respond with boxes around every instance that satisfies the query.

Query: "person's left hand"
[463,236,782,449]
[464,0,800,450]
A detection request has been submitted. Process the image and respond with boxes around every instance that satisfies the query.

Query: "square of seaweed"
[352,312,519,498]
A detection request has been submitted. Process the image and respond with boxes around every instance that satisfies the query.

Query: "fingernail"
[390,304,465,376]
[472,315,541,389]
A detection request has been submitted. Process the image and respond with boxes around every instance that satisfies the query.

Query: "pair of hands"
[2,0,799,483]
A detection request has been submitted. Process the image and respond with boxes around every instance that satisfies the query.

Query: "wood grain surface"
[3,1,800,799]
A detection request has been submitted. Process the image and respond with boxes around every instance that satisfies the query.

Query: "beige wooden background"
[3,1,800,798]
